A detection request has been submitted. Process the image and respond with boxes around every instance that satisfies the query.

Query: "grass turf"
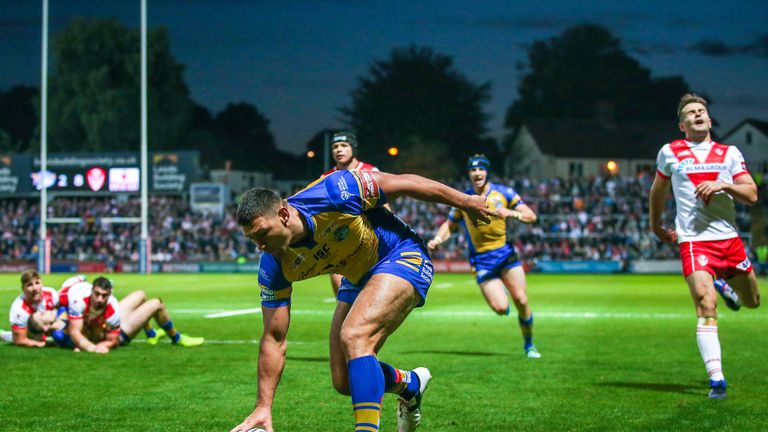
[0,273,766,431]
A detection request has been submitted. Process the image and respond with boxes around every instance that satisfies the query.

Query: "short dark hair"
[237,188,282,227]
[21,269,40,289]
[92,276,113,291]
[677,93,708,121]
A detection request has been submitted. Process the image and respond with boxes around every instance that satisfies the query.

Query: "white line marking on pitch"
[204,308,261,318]
[132,339,315,345]
[202,308,703,320]
[432,282,454,289]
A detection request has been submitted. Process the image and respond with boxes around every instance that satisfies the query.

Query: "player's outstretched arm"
[649,173,677,244]
[428,220,456,250]
[373,172,495,225]
[11,327,46,348]
[231,304,291,432]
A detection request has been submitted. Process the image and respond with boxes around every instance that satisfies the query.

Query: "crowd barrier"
[4,260,759,275]
[534,260,623,273]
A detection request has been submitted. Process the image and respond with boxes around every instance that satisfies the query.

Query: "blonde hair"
[677,93,708,121]
[21,269,40,289]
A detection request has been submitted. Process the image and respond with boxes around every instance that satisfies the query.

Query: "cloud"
[689,34,768,58]
[690,40,735,57]
[742,34,768,58]
[624,40,678,56]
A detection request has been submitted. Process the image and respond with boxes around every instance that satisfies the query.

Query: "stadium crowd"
[0,173,758,268]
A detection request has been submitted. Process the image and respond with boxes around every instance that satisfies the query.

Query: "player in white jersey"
[649,93,761,399]
[64,276,204,353]
[5,270,64,347]
[66,276,123,353]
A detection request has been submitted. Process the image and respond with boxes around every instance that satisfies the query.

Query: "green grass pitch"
[1,273,766,431]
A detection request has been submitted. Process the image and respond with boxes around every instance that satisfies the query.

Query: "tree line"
[0,20,691,178]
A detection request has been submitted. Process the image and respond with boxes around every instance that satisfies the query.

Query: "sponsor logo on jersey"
[677,150,692,157]
[290,253,306,270]
[337,176,348,199]
[360,171,379,199]
[333,225,350,241]
[738,258,751,270]
[714,148,723,156]
[697,255,709,267]
[675,162,726,174]
[741,161,747,171]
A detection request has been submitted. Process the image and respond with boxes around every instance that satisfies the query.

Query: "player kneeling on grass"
[1,269,65,347]
[61,276,203,353]
[230,170,494,432]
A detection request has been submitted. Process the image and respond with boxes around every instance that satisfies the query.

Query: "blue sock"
[380,361,421,400]
[519,314,534,350]
[348,355,383,431]
[145,327,157,338]
[120,330,132,345]
[160,320,181,343]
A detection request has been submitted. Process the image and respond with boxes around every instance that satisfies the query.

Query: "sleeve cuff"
[733,171,750,179]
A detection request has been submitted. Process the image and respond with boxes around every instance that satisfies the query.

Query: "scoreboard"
[0,151,200,196]
[32,166,140,192]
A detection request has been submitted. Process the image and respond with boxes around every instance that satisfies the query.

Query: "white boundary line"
[199,308,700,320]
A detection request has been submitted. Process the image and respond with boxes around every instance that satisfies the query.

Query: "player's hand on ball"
[230,407,272,432]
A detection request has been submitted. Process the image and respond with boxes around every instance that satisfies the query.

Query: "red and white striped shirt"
[9,287,59,330]
[656,140,750,242]
[322,160,379,177]
[67,283,121,334]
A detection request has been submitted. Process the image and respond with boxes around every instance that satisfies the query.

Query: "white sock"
[696,318,724,382]
[0,330,12,343]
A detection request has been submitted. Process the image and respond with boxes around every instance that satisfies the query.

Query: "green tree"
[48,18,193,152]
[389,137,460,179]
[505,24,690,128]
[183,104,225,171]
[213,102,277,171]
[0,85,38,152]
[342,45,491,172]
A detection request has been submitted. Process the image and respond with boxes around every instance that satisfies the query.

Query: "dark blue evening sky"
[1,0,766,154]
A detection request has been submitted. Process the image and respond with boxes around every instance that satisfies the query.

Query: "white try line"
[131,339,315,345]
[200,308,703,320]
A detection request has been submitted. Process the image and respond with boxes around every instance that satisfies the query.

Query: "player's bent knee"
[339,325,374,357]
[331,376,350,395]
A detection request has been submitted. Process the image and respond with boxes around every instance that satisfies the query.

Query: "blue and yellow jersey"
[448,182,523,255]
[258,170,425,307]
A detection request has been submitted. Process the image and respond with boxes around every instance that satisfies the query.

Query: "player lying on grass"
[428,154,541,358]
[231,170,494,432]
[3,269,65,347]
[59,276,204,353]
